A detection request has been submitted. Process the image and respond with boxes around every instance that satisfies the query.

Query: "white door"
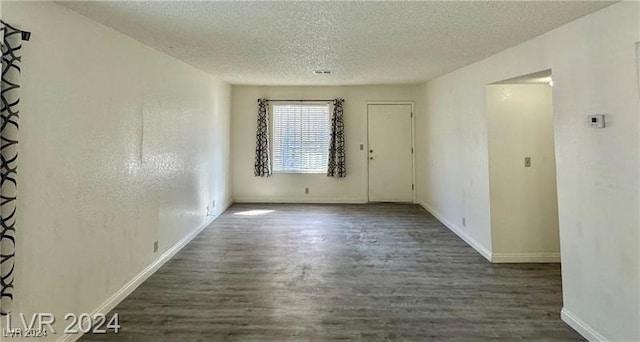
[367,104,414,202]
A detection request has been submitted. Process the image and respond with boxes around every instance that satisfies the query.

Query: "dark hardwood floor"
[81,203,583,341]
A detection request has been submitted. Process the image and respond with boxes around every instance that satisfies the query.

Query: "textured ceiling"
[59,1,614,86]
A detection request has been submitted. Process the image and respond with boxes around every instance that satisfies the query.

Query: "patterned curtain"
[327,98,346,178]
[254,98,271,177]
[0,21,26,316]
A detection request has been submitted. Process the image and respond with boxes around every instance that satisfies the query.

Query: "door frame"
[365,101,416,203]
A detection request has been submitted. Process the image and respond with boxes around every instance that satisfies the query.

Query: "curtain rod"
[266,99,334,102]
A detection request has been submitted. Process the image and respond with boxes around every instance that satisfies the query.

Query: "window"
[272,103,331,173]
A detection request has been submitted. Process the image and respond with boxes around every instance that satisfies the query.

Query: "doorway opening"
[367,103,415,203]
[486,70,560,263]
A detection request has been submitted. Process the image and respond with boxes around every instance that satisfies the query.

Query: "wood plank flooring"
[81,203,583,341]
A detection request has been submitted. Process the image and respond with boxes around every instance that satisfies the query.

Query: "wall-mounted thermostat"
[588,114,605,128]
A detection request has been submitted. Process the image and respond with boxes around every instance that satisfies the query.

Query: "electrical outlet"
[153,241,159,253]
[305,187,309,194]
[360,144,364,151]
[588,114,605,128]
[462,217,466,227]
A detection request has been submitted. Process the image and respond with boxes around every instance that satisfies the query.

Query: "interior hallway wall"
[415,2,639,340]
[3,2,232,340]
[486,84,560,262]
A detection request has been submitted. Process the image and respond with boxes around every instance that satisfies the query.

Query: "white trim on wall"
[561,308,608,342]
[419,202,562,264]
[233,197,366,204]
[491,252,561,263]
[58,200,233,342]
[419,202,492,261]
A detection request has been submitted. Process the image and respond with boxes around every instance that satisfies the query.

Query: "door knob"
[369,157,374,160]
[369,149,373,153]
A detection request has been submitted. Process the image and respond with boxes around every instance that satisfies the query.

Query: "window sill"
[272,171,328,175]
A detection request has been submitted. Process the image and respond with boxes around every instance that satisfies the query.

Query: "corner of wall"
[418,201,492,262]
[58,201,232,342]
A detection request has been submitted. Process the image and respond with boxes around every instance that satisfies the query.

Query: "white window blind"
[272,103,330,173]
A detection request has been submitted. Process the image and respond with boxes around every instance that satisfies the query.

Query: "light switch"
[360,144,364,151]
[524,157,531,167]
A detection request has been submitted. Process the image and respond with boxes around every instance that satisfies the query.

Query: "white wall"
[414,76,494,259]
[637,7,640,341]
[232,85,421,203]
[487,84,560,262]
[636,7,640,341]
[416,2,639,341]
[3,2,231,340]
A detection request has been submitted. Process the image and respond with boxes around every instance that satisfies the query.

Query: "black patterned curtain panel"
[0,21,26,316]
[254,98,271,177]
[327,98,346,178]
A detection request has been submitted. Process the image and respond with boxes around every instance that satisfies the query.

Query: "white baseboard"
[233,197,367,204]
[491,252,561,263]
[58,201,232,342]
[418,202,492,262]
[561,307,607,342]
